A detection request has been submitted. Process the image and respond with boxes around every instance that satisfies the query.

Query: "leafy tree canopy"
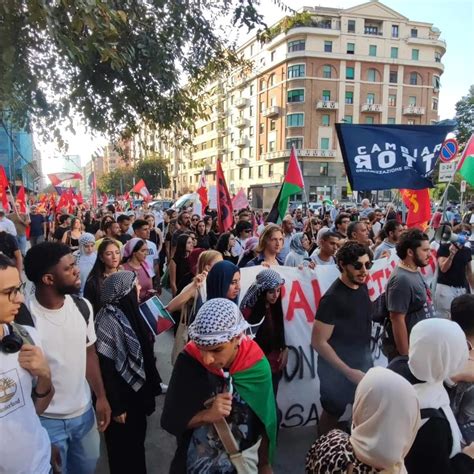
[0,0,263,146]
[454,84,474,148]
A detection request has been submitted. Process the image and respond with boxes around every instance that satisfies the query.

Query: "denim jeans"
[17,234,27,255]
[40,406,100,474]
[30,234,45,247]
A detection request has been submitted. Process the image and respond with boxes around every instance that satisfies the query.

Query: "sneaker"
[160,383,168,394]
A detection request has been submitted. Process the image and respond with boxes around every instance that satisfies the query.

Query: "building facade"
[173,0,446,203]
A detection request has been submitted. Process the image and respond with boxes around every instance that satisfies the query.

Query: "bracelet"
[33,385,52,398]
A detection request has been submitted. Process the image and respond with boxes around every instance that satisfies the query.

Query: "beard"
[57,283,80,296]
[413,253,428,268]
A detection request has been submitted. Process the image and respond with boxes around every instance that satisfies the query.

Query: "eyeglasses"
[0,282,26,302]
[349,261,373,270]
[191,217,199,221]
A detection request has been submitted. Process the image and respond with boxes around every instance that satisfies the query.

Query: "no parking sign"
[440,138,459,163]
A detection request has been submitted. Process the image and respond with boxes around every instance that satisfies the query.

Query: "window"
[287,89,305,103]
[432,98,438,111]
[412,49,419,60]
[259,144,264,155]
[259,123,264,134]
[389,70,398,84]
[390,47,398,59]
[268,74,274,87]
[259,102,265,112]
[433,75,441,89]
[249,126,254,137]
[249,167,253,178]
[367,68,377,82]
[288,40,305,52]
[408,96,417,106]
[268,164,273,177]
[249,106,254,117]
[323,65,332,78]
[288,64,305,78]
[345,91,353,104]
[249,146,254,157]
[409,72,418,85]
[366,93,375,105]
[388,94,396,106]
[271,51,275,61]
[322,114,330,126]
[369,45,377,57]
[249,84,254,95]
[258,166,263,178]
[347,43,355,54]
[410,28,418,38]
[250,44,254,56]
[269,141,275,152]
[320,138,330,150]
[346,67,354,80]
[287,113,304,127]
[319,163,329,176]
[286,137,303,149]
[392,24,399,38]
[270,120,276,131]
[322,90,331,101]
[435,52,442,63]
[343,115,353,124]
[365,117,374,124]
[348,20,356,33]
[387,118,396,124]
[324,41,333,52]
[260,79,266,90]
[407,120,415,125]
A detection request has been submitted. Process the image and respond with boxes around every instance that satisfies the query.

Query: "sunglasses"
[349,261,373,270]
[244,229,252,233]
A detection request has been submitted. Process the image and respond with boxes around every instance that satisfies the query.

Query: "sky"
[40,0,473,175]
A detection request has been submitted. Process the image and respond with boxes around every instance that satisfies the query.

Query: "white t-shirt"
[0,325,51,474]
[145,239,158,278]
[232,237,249,257]
[29,295,96,419]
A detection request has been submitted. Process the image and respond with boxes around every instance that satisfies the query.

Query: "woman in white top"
[284,232,311,267]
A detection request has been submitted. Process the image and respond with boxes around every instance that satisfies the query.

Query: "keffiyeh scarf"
[289,232,308,256]
[239,269,285,310]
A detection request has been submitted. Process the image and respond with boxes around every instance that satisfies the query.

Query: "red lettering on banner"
[311,279,322,309]
[367,269,385,298]
[286,281,314,323]
[420,249,437,276]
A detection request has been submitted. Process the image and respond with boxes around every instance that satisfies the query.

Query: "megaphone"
[434,224,468,246]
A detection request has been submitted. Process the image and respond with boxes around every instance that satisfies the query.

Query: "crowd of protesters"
[0,196,474,474]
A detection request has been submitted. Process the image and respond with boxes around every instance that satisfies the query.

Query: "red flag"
[196,170,208,215]
[102,193,108,206]
[0,165,10,210]
[76,191,84,205]
[16,186,27,213]
[47,172,83,186]
[131,179,151,199]
[216,160,233,232]
[400,188,431,229]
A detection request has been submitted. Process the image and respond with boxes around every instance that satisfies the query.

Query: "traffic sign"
[440,138,459,163]
[439,162,457,182]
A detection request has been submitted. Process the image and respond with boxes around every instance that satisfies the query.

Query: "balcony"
[263,148,337,161]
[403,106,426,116]
[234,137,249,148]
[262,106,281,118]
[234,97,249,109]
[361,103,382,113]
[316,100,339,110]
[406,36,446,51]
[234,117,250,129]
[235,158,250,167]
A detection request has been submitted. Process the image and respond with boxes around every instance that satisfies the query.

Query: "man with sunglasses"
[311,241,373,436]
[232,220,253,258]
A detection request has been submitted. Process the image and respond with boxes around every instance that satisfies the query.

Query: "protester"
[116,214,133,244]
[0,254,54,474]
[168,233,193,297]
[52,214,70,241]
[246,224,284,267]
[216,232,239,264]
[305,367,420,474]
[293,208,305,232]
[161,298,277,473]
[0,208,17,236]
[145,213,163,255]
[133,219,159,279]
[95,271,162,473]
[333,212,350,240]
[347,220,371,246]
[61,216,84,251]
[238,236,259,268]
[8,204,30,255]
[207,260,241,303]
[311,241,373,435]
[284,232,311,267]
[373,219,402,259]
[76,233,97,297]
[304,217,323,254]
[95,220,123,250]
[195,219,211,249]
[0,226,22,275]
[29,205,47,246]
[24,242,111,474]
[279,216,294,262]
[122,238,154,302]
[310,230,340,266]
[232,220,253,257]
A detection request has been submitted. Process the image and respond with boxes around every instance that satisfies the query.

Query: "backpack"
[70,295,91,343]
[10,322,35,346]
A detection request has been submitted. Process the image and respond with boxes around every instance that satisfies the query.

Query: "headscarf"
[123,237,144,259]
[95,271,146,391]
[350,367,420,474]
[240,269,285,310]
[237,236,259,266]
[188,298,249,347]
[76,233,97,296]
[289,232,308,256]
[206,260,240,303]
[408,318,468,457]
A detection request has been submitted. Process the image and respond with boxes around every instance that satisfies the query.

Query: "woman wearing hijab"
[75,233,97,296]
[284,232,312,267]
[240,269,287,396]
[161,298,277,474]
[122,238,154,302]
[238,236,259,268]
[306,367,420,474]
[206,260,241,303]
[95,271,162,474]
[389,318,474,473]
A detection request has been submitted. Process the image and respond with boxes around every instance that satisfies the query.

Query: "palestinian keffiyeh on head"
[289,232,307,256]
[188,298,250,347]
[95,270,145,391]
[408,318,468,458]
[78,232,96,250]
[239,268,285,310]
[123,237,144,259]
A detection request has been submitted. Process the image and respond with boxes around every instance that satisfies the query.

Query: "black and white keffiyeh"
[188,298,250,347]
[95,271,146,391]
[239,269,285,310]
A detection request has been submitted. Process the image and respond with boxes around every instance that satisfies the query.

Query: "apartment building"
[173,0,446,201]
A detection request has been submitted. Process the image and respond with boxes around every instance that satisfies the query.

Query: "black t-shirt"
[29,214,45,237]
[53,226,68,241]
[0,231,19,259]
[437,244,472,289]
[315,278,372,368]
[117,233,132,245]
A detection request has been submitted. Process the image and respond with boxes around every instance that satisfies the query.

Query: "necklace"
[399,261,418,272]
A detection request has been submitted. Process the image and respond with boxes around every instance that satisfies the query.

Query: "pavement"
[95,290,316,473]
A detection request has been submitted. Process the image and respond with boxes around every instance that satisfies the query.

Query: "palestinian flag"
[266,146,304,223]
[458,134,474,186]
[185,338,277,461]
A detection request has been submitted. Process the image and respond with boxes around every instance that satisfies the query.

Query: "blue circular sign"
[440,138,459,162]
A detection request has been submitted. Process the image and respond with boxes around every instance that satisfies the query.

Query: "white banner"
[239,249,438,429]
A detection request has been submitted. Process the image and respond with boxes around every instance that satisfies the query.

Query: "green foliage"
[257,11,314,43]
[0,0,264,146]
[454,85,474,148]
[97,168,134,195]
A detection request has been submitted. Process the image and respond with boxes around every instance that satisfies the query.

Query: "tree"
[97,168,134,195]
[134,158,170,195]
[454,85,474,147]
[0,1,263,145]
